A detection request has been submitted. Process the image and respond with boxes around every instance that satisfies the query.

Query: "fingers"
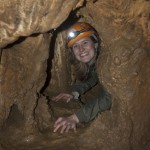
[53,117,64,133]
[53,117,67,133]
[53,121,68,133]
[60,124,67,134]
[65,124,71,133]
[71,124,77,133]
[51,93,73,103]
[54,117,63,127]
[51,93,64,101]
[53,117,77,134]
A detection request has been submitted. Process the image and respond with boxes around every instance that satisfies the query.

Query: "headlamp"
[67,28,92,42]
[69,32,75,38]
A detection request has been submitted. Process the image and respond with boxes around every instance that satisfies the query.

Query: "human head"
[66,22,100,64]
[71,36,96,63]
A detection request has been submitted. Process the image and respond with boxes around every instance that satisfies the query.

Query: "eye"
[83,40,88,45]
[72,44,79,50]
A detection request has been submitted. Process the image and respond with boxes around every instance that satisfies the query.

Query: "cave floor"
[0,94,92,150]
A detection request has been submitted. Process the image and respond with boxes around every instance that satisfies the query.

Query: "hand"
[53,114,79,134]
[51,93,74,103]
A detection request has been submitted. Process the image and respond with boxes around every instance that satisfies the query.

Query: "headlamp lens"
[67,31,81,42]
[69,32,75,38]
[67,28,93,44]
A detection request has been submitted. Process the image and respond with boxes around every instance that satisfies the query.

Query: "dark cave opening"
[4,104,24,128]
[40,10,83,94]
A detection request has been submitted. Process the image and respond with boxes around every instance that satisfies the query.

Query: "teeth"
[80,52,88,57]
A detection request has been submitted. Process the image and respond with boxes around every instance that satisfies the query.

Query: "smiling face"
[72,36,96,63]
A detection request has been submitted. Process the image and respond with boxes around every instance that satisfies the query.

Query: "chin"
[79,57,91,63]
[80,60,90,63]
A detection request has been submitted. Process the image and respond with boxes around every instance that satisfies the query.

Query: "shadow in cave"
[0,3,100,149]
[40,10,83,94]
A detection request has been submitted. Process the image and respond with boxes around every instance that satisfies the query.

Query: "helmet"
[66,22,98,48]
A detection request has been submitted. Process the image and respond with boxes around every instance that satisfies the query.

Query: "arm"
[53,86,112,133]
[75,86,112,123]
[52,66,98,102]
[71,66,99,96]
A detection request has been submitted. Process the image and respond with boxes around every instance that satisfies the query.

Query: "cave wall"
[0,0,84,131]
[0,0,84,48]
[46,32,72,95]
[0,0,150,150]
[0,34,51,132]
[76,1,150,149]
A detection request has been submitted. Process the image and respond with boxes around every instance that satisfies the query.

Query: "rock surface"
[0,0,150,150]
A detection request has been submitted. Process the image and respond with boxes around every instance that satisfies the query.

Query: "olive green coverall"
[71,65,112,123]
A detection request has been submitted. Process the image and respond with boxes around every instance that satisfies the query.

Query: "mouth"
[80,52,88,57]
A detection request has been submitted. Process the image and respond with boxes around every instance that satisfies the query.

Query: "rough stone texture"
[0,34,51,132]
[46,32,72,95]
[77,1,150,150]
[0,0,83,131]
[0,0,150,150]
[0,0,84,48]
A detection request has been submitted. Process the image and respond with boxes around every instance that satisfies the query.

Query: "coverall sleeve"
[71,67,99,95]
[75,86,112,123]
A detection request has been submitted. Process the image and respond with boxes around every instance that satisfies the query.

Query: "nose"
[78,44,85,52]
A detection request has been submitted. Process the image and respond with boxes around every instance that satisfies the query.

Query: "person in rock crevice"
[52,22,112,133]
